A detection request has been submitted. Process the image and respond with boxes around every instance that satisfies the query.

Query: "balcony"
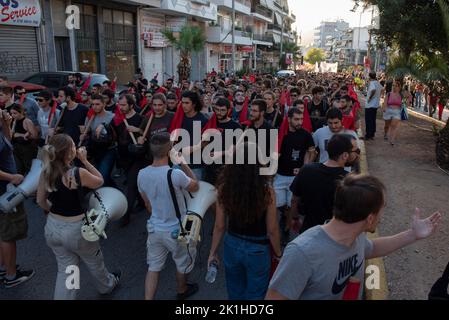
[251,4,273,23]
[159,0,217,21]
[253,34,273,46]
[212,0,251,16]
[207,26,252,45]
[267,24,282,33]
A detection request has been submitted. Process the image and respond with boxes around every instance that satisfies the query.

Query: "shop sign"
[0,0,41,27]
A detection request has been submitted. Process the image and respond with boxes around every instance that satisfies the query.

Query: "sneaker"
[4,269,35,288]
[177,283,199,300]
[0,265,19,282]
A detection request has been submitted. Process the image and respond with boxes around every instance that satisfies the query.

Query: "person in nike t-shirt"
[266,174,441,300]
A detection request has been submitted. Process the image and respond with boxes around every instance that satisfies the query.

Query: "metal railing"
[253,34,273,42]
[252,5,273,19]
[267,24,282,32]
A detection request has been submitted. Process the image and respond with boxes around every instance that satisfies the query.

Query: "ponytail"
[41,134,73,192]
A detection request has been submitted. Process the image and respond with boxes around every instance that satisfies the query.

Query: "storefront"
[70,1,138,84]
[140,10,165,83]
[0,0,42,80]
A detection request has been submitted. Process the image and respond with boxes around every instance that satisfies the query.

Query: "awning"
[274,12,283,25]
[273,34,281,44]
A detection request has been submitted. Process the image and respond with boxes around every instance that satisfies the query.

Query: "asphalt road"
[0,192,227,300]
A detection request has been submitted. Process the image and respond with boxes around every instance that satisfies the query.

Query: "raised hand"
[412,208,441,240]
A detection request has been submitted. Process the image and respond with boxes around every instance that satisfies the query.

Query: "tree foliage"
[304,48,326,65]
[162,25,206,81]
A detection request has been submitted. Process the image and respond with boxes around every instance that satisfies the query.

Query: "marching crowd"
[0,69,445,300]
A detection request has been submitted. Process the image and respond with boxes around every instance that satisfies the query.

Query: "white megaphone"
[0,159,42,214]
[81,187,127,242]
[178,181,217,245]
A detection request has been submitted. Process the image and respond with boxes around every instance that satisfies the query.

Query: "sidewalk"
[364,115,449,299]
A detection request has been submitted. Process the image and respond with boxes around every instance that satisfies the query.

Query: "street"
[0,198,227,300]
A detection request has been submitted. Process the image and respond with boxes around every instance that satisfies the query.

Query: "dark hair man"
[35,91,60,146]
[313,108,359,165]
[308,86,329,132]
[275,107,316,245]
[288,134,360,235]
[50,87,89,146]
[267,174,441,300]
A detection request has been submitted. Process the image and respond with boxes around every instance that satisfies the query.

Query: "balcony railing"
[252,4,273,19]
[253,34,273,43]
[267,24,282,32]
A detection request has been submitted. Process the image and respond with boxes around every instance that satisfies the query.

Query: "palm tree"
[162,25,206,82]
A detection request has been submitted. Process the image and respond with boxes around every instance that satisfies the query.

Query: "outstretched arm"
[367,209,441,259]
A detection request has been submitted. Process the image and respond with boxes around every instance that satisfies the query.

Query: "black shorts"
[0,203,28,242]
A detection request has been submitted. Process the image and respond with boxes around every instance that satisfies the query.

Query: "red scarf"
[277,115,289,153]
[87,106,96,120]
[202,112,222,134]
[239,96,249,124]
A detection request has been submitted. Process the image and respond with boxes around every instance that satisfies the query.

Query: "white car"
[276,70,296,77]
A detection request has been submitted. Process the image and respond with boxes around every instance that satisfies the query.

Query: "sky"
[288,0,374,46]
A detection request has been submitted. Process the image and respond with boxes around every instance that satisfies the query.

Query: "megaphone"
[81,187,127,242]
[0,159,42,214]
[178,181,217,245]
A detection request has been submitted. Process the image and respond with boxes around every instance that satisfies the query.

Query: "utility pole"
[280,15,284,70]
[231,0,236,76]
[355,10,362,66]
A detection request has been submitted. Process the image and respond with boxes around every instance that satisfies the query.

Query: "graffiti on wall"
[0,51,36,74]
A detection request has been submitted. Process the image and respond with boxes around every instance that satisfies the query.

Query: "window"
[113,10,123,24]
[124,12,133,26]
[103,9,112,23]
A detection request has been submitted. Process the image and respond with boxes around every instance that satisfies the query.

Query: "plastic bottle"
[205,260,218,284]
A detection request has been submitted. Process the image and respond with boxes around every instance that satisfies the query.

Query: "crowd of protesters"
[0,68,444,300]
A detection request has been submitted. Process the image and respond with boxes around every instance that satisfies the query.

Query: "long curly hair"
[216,143,273,224]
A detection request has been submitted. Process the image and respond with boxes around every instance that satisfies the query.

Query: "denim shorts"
[383,107,402,120]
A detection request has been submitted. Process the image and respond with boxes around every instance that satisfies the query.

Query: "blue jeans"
[94,148,116,187]
[223,232,271,300]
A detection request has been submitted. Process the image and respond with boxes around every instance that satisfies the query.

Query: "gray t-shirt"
[86,111,114,138]
[137,165,191,232]
[269,226,373,300]
[37,108,60,139]
[313,126,359,164]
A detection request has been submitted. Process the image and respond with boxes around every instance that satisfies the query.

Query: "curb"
[359,133,390,300]
[407,108,446,128]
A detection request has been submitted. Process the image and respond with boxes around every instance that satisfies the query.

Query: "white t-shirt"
[366,80,383,109]
[37,108,60,139]
[138,165,191,231]
[313,126,359,164]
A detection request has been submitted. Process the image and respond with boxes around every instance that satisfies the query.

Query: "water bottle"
[205,260,218,284]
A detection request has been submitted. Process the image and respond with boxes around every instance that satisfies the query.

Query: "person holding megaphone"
[36,134,120,300]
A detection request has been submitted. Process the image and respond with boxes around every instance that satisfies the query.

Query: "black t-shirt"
[140,111,174,162]
[181,112,208,169]
[114,112,144,157]
[58,104,89,146]
[264,108,283,129]
[105,103,116,113]
[278,129,315,176]
[251,120,274,159]
[216,119,241,162]
[290,163,347,232]
[308,100,328,132]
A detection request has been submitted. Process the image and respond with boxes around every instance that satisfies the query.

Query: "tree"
[162,25,206,82]
[304,48,326,65]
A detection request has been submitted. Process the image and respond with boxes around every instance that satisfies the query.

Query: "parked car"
[23,72,110,94]
[276,70,296,78]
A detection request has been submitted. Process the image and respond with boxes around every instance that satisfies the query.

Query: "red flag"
[87,107,96,120]
[140,95,149,109]
[113,104,125,126]
[48,99,58,125]
[175,88,182,101]
[302,99,313,133]
[277,115,289,153]
[202,112,220,134]
[249,74,256,83]
[239,96,249,125]
[280,90,287,107]
[156,87,167,95]
[169,101,184,133]
[145,109,154,118]
[111,79,117,93]
[79,74,92,94]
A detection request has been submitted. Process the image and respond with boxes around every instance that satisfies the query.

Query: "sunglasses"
[35,98,45,102]
[352,149,361,155]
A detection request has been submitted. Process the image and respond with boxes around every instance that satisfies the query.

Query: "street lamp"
[231,0,236,76]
